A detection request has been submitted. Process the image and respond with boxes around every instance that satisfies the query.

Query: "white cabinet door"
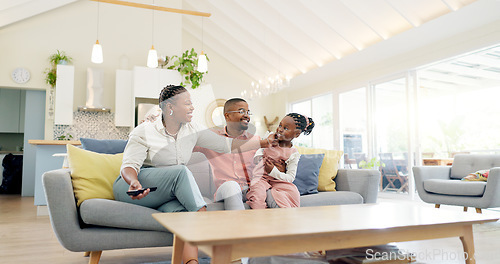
[115,70,133,127]
[133,67,181,99]
[0,89,21,133]
[54,65,74,125]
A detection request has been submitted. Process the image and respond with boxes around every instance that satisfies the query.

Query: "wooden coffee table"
[152,203,498,264]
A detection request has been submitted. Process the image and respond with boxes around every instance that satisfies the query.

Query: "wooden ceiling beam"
[90,0,211,17]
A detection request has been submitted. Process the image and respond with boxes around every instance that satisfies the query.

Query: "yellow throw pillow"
[296,147,343,191]
[66,144,123,206]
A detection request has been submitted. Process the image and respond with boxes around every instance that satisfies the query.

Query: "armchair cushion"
[67,144,123,206]
[423,179,486,196]
[450,154,500,179]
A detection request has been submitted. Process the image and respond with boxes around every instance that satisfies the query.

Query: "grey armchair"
[413,154,500,213]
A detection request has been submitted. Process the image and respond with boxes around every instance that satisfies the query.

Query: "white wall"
[0,0,182,138]
[182,30,279,137]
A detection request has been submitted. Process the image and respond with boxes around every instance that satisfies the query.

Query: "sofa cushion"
[67,144,123,206]
[80,198,167,232]
[293,154,324,195]
[300,191,363,207]
[423,179,486,196]
[80,138,128,154]
[296,147,343,192]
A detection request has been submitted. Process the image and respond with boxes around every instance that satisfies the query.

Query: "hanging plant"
[166,48,208,89]
[44,50,73,88]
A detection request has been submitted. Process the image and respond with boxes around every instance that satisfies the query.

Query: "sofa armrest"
[336,169,380,204]
[482,167,500,208]
[42,168,85,252]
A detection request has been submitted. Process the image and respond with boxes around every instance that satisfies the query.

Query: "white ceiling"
[181,0,478,87]
[3,0,498,92]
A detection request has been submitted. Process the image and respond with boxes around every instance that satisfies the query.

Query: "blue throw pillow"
[293,154,325,195]
[80,138,128,154]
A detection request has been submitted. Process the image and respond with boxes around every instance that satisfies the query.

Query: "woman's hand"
[128,180,150,200]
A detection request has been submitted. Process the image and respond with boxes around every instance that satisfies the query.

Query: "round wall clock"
[11,67,31,84]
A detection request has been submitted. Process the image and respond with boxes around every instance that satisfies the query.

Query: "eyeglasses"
[226,109,252,115]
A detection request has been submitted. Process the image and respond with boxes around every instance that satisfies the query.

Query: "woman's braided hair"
[159,85,187,107]
[286,113,315,135]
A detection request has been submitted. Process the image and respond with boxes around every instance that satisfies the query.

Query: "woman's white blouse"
[121,118,233,174]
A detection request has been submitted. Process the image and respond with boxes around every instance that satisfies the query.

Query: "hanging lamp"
[91,0,103,63]
[197,17,208,73]
[147,0,158,68]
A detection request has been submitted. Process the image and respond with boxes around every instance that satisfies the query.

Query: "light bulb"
[91,40,103,64]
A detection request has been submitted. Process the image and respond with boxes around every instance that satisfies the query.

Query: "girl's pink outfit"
[246,146,301,209]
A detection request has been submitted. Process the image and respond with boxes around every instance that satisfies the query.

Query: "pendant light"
[91,0,103,63]
[147,0,158,68]
[197,17,208,73]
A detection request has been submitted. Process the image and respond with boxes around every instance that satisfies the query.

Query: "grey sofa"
[42,152,380,264]
[413,154,500,213]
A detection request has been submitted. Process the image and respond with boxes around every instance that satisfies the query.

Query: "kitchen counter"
[28,140,81,145]
[29,140,80,206]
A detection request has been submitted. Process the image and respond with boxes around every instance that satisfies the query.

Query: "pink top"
[194,127,259,191]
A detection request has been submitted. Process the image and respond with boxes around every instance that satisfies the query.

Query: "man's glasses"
[226,109,252,115]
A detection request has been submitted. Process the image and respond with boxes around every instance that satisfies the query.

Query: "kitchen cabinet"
[54,65,74,125]
[0,89,25,133]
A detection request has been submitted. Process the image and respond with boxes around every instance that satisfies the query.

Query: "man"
[194,98,259,210]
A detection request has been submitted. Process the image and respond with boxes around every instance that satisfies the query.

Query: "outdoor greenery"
[359,157,385,169]
[166,48,208,89]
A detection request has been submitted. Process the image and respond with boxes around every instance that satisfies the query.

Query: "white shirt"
[121,118,233,174]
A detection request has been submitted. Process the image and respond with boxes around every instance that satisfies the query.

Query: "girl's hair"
[286,113,315,135]
[159,85,187,106]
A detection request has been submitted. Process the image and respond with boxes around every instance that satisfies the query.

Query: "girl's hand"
[128,180,150,200]
[264,157,274,173]
[264,157,286,173]
[273,158,287,173]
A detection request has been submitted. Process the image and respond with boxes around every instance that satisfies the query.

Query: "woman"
[113,85,275,264]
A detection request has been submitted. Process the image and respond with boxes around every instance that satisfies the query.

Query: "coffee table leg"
[172,235,185,264]
[211,245,232,264]
[460,225,475,264]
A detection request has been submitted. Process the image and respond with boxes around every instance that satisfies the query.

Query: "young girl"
[246,113,315,209]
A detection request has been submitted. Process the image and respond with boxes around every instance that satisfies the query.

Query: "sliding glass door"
[372,76,411,193]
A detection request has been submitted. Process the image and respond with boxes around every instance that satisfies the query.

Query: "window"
[418,45,500,156]
[339,88,367,166]
[290,93,333,149]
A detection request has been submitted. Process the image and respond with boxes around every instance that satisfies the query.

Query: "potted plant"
[165,48,208,89]
[359,157,385,169]
[44,50,73,87]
